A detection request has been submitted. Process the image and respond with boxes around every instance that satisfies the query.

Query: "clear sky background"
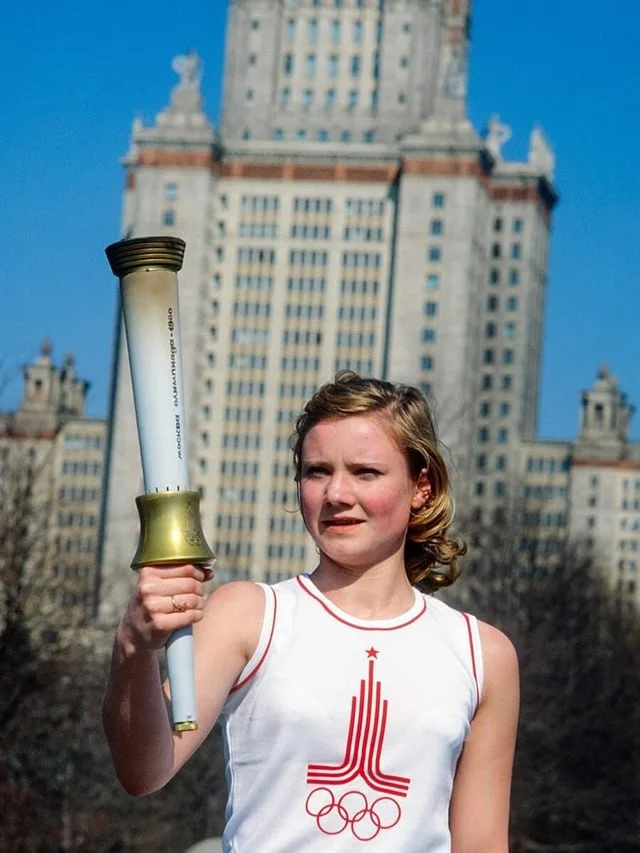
[3,0,639,439]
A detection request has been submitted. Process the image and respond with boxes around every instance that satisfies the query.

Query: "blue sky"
[3,0,639,439]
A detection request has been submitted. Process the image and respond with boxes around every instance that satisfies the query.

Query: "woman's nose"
[325,472,354,505]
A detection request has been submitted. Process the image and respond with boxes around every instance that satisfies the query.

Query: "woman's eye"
[304,466,327,477]
[357,468,380,478]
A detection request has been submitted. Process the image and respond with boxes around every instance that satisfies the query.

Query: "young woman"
[103,372,519,852]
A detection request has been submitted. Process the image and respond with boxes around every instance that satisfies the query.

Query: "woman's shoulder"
[476,619,518,680]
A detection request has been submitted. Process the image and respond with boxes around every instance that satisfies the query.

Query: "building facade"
[0,341,106,628]
[98,0,558,622]
[519,367,640,606]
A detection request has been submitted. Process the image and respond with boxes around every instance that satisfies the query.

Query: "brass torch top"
[105,236,186,278]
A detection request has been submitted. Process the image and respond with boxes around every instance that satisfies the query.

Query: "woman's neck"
[309,557,415,620]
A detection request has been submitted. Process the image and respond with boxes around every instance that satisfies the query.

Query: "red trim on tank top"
[462,611,480,710]
[229,586,277,693]
[296,575,427,631]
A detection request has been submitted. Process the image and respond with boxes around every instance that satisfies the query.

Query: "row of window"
[221,408,263,424]
[270,515,306,533]
[58,486,100,502]
[241,195,279,212]
[229,354,268,369]
[216,514,255,531]
[221,434,262,449]
[219,486,258,503]
[239,223,278,238]
[288,276,326,292]
[56,538,96,554]
[526,457,571,473]
[489,268,521,286]
[341,278,379,294]
[477,427,510,444]
[491,243,522,260]
[524,485,569,499]
[336,331,376,347]
[267,543,307,560]
[282,51,376,80]
[283,16,389,45]
[61,461,101,476]
[63,434,103,450]
[479,401,512,418]
[220,460,261,476]
[493,217,524,234]
[235,276,274,291]
[273,128,378,143]
[56,512,97,528]
[476,454,508,471]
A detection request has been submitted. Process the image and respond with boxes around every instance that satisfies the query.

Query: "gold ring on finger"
[171,596,189,613]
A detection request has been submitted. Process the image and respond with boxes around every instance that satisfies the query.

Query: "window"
[509,269,519,285]
[363,130,375,143]
[164,182,178,201]
[502,374,512,389]
[428,246,441,262]
[485,322,496,338]
[483,349,494,364]
[283,53,294,75]
[242,130,251,140]
[489,269,500,284]
[487,295,498,311]
[422,328,436,342]
[493,217,503,232]
[476,454,487,471]
[281,87,291,107]
[499,402,510,417]
[403,21,411,32]
[303,89,314,107]
[479,402,491,417]
[248,53,257,66]
[305,53,317,77]
[350,55,361,77]
[511,243,522,259]
[348,89,358,108]
[328,54,339,77]
[507,296,518,311]
[513,218,523,233]
[426,273,439,289]
[424,301,438,317]
[163,210,175,226]
[331,19,341,42]
[273,128,284,140]
[296,129,308,141]
[497,428,508,444]
[353,20,363,43]
[430,219,444,235]
[326,89,336,107]
[341,130,352,142]
[308,19,318,42]
[503,349,514,364]
[504,322,516,339]
[370,90,379,109]
[478,428,489,443]
[318,129,329,141]
[245,88,254,101]
[400,56,409,68]
[421,356,434,370]
[286,19,296,40]
[432,193,445,209]
[251,19,259,30]
[475,482,485,496]
[491,243,501,259]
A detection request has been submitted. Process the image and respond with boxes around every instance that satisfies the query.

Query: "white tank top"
[219,574,483,852]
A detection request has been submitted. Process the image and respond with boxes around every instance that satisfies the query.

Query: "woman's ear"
[411,468,432,510]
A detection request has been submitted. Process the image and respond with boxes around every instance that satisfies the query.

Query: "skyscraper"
[98,0,557,621]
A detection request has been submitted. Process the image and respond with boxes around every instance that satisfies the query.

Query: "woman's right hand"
[119,563,212,652]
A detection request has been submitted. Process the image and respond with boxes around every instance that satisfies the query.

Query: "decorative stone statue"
[484,114,511,160]
[529,126,555,180]
[171,49,202,92]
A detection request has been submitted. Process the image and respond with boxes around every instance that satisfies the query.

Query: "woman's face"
[299,414,426,573]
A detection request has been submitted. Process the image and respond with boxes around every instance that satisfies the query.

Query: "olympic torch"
[105,236,214,732]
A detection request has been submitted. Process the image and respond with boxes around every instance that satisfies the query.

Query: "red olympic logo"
[305,787,401,841]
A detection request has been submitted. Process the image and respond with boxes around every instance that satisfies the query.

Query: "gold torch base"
[132,490,215,570]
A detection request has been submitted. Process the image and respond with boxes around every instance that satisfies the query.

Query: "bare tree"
[444,510,640,852]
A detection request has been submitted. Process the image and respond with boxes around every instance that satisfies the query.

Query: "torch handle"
[106,237,214,733]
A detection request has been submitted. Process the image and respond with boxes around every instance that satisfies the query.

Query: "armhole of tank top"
[461,612,484,714]
[229,583,277,694]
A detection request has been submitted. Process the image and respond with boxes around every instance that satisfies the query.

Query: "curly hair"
[290,371,466,593]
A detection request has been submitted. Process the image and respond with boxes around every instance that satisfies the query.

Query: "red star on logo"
[366,647,379,659]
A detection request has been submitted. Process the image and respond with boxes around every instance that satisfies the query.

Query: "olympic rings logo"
[305,787,401,841]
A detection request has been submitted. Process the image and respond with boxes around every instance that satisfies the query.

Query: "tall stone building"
[98,0,557,621]
[519,367,640,607]
[0,341,106,627]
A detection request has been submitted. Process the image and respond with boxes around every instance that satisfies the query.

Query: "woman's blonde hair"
[291,371,466,592]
